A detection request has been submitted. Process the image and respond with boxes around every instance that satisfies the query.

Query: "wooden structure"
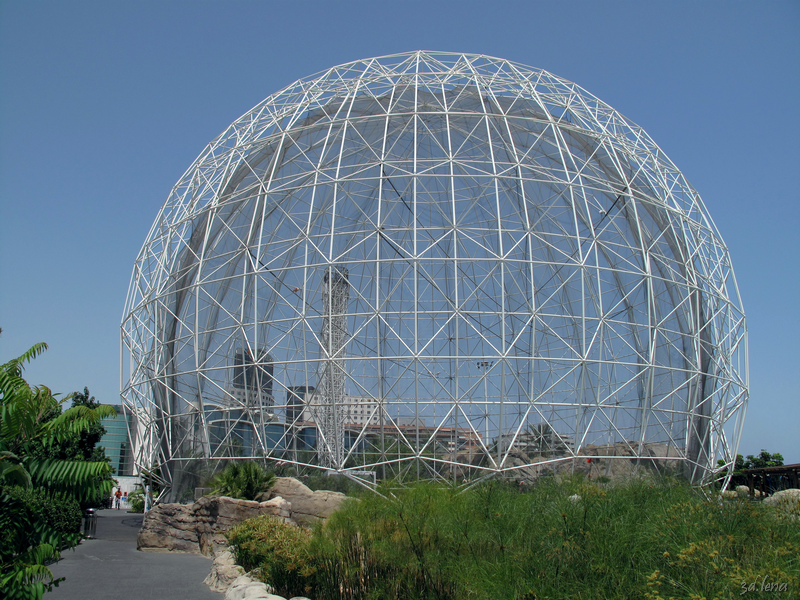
[746,463,800,498]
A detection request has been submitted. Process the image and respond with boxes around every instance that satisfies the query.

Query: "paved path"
[47,509,222,600]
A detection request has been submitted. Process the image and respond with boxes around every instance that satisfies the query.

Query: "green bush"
[3,485,82,540]
[127,488,144,513]
[208,461,275,501]
[227,514,316,597]
[0,485,83,599]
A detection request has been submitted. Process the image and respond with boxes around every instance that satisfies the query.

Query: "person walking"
[114,487,122,510]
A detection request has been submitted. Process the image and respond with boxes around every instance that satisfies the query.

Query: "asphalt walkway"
[47,509,223,600]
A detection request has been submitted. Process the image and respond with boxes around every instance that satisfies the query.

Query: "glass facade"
[100,405,133,477]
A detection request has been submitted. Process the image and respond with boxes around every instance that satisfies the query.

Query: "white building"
[228,386,274,411]
[301,394,383,427]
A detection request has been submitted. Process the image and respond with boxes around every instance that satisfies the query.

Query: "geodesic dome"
[121,51,747,500]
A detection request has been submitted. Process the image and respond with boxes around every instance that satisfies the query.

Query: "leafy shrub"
[0,485,83,599]
[1,489,62,600]
[208,461,274,500]
[227,514,315,597]
[127,488,144,513]
[3,485,82,539]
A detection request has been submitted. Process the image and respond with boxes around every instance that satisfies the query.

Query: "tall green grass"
[227,476,800,599]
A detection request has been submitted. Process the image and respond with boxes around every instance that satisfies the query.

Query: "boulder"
[138,495,293,555]
[722,488,763,500]
[262,477,348,527]
[763,488,800,507]
[203,550,245,592]
[225,575,286,600]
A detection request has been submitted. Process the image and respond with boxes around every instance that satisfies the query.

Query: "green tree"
[28,387,110,466]
[744,449,784,470]
[65,387,107,463]
[718,450,785,487]
[25,386,113,508]
[0,342,115,599]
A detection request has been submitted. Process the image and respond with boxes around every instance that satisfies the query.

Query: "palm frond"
[24,457,113,501]
[0,343,49,381]
[0,451,32,488]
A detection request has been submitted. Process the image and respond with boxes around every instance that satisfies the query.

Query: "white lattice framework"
[121,51,747,500]
[318,266,350,468]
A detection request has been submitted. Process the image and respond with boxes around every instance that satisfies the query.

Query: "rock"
[263,477,348,527]
[227,575,254,590]
[138,495,294,555]
[763,488,800,507]
[204,550,246,592]
[727,485,765,499]
[225,575,286,600]
[500,442,684,486]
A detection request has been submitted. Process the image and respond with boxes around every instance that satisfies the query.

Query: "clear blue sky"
[1,1,797,463]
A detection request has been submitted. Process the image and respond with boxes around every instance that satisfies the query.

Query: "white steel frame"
[121,51,747,500]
